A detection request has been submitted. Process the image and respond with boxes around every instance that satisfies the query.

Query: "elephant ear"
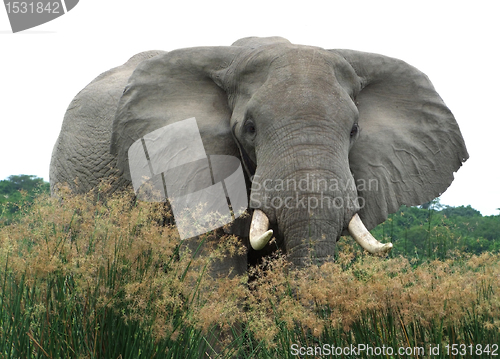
[111,46,245,181]
[332,50,468,230]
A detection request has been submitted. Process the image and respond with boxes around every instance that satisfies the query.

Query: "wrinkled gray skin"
[51,37,468,271]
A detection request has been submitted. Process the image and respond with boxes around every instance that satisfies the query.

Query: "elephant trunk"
[281,207,340,266]
[249,204,393,261]
[249,118,364,267]
[251,167,361,266]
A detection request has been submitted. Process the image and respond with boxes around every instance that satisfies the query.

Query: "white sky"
[1,0,498,215]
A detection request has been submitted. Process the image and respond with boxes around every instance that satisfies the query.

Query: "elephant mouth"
[249,209,392,255]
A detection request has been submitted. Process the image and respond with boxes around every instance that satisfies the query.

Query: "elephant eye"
[350,123,359,138]
[244,120,256,135]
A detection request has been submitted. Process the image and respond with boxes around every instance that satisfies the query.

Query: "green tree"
[372,201,499,261]
[0,174,50,225]
[441,205,481,218]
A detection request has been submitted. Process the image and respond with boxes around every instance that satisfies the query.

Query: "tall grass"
[1,188,499,358]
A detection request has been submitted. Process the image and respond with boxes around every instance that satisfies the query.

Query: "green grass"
[1,189,499,358]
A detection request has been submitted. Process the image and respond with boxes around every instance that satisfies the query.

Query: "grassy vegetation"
[1,183,499,358]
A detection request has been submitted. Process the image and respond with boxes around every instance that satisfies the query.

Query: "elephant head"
[111,37,468,266]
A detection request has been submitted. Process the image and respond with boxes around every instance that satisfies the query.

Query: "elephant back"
[50,51,165,194]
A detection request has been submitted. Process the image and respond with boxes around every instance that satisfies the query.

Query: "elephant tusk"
[249,209,273,250]
[348,214,393,254]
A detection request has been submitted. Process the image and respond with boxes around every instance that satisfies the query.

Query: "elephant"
[50,36,468,270]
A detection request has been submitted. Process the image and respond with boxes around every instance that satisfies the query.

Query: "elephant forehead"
[234,45,359,100]
[249,81,353,120]
[247,73,359,122]
[256,46,350,76]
